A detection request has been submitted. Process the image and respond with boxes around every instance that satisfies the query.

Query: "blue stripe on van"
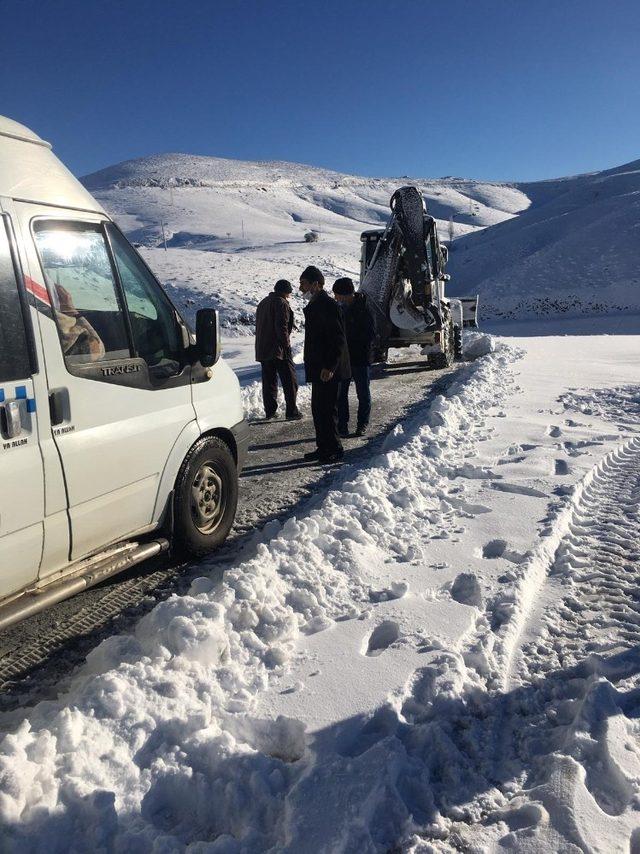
[27,398,37,413]
[15,386,27,399]
[0,389,4,403]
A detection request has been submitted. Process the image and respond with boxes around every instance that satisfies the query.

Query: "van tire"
[173,436,238,557]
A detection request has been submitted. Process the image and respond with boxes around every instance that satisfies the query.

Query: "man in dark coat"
[332,277,376,437]
[255,279,301,420]
[299,266,350,463]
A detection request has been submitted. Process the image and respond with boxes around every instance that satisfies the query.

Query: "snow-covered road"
[0,328,638,852]
[0,350,455,707]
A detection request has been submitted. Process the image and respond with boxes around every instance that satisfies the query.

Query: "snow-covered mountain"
[81,152,639,326]
[448,158,640,319]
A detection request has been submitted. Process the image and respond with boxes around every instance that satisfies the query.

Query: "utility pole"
[241,219,245,240]
[160,220,167,251]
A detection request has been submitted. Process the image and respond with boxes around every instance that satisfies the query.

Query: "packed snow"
[1,320,639,851]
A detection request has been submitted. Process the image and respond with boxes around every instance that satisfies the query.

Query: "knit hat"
[300,265,324,286]
[274,279,293,295]
[332,277,355,295]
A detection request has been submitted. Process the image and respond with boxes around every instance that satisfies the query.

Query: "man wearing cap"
[332,277,376,437]
[255,279,301,420]
[299,265,350,463]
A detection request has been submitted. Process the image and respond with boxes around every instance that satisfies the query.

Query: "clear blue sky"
[1,0,638,181]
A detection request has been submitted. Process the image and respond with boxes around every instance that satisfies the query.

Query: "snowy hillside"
[81,154,529,331]
[82,152,639,327]
[448,158,640,319]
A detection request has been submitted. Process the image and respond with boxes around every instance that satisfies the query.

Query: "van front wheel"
[174,436,238,556]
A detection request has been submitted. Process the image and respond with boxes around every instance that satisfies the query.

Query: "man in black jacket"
[332,277,376,437]
[255,279,301,420]
[299,266,350,463]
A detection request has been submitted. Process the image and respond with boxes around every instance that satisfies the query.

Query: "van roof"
[0,115,105,214]
[0,116,52,148]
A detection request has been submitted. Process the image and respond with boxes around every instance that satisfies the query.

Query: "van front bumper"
[231,418,251,472]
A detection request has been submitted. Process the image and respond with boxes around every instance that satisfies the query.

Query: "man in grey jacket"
[255,279,301,420]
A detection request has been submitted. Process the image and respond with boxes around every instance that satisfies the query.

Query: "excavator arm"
[359,186,445,339]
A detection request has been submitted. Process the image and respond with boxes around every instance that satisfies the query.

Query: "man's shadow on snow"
[5,647,640,850]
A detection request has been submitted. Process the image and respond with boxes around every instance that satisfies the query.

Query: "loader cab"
[0,116,248,626]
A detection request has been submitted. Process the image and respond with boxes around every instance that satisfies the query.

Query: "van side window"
[107,226,182,379]
[0,219,32,382]
[33,222,130,365]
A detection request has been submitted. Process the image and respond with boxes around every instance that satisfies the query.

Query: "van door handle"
[0,401,22,438]
[49,388,67,426]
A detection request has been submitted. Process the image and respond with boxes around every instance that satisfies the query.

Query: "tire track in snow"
[479,436,640,853]
[433,426,640,850]
[502,435,640,691]
[400,400,640,851]
[515,435,640,680]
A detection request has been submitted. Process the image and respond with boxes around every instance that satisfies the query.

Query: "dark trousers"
[261,358,299,417]
[311,377,342,456]
[338,365,371,431]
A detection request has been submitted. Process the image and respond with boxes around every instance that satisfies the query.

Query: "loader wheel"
[428,318,455,369]
[454,325,463,359]
[174,436,238,556]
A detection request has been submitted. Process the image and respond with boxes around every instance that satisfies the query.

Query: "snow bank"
[0,343,522,849]
[462,330,495,359]
[241,379,311,421]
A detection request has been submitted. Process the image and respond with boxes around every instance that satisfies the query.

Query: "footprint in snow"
[481,539,527,564]
[369,581,409,603]
[505,443,539,455]
[563,440,588,457]
[453,463,500,481]
[492,482,547,498]
[554,459,570,476]
[363,621,400,656]
[497,454,527,465]
[335,704,399,758]
[482,539,509,559]
[547,425,562,438]
[444,495,492,516]
[450,573,483,607]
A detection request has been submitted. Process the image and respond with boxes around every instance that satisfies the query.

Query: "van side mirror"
[195,308,221,367]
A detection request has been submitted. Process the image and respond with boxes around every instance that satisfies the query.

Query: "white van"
[0,116,249,629]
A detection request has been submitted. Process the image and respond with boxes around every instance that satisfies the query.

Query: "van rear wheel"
[174,436,238,556]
